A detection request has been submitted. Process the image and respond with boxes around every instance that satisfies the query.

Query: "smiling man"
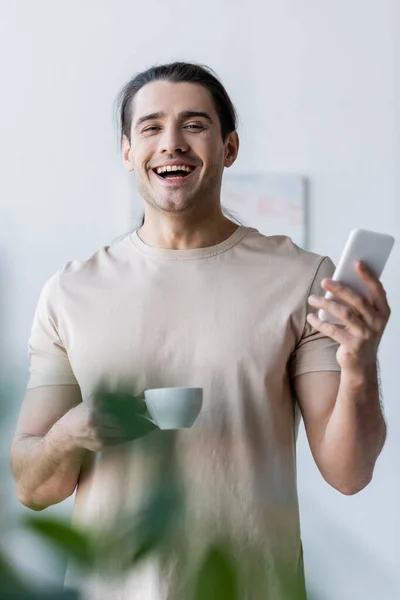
[10,63,389,600]
[120,70,240,248]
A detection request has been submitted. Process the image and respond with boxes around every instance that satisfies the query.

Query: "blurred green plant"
[94,388,158,440]
[194,544,240,600]
[1,386,316,599]
[24,517,94,570]
[0,538,79,599]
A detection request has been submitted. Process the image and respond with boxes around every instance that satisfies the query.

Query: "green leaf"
[95,390,159,441]
[24,516,93,569]
[130,482,183,564]
[0,550,79,599]
[194,544,239,600]
[96,390,147,416]
[0,550,26,594]
[2,588,79,600]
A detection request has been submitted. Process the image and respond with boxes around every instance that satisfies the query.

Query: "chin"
[151,191,197,213]
[157,200,194,214]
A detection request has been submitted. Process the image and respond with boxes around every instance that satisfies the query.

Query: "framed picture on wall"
[221,173,308,249]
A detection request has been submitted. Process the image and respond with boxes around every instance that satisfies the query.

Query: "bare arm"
[294,367,386,495]
[295,259,390,495]
[10,385,88,510]
[10,385,154,511]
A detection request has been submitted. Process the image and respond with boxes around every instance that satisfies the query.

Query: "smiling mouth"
[152,165,197,183]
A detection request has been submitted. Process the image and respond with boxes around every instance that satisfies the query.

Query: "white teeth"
[155,165,194,174]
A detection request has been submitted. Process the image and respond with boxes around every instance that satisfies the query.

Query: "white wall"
[0,1,398,597]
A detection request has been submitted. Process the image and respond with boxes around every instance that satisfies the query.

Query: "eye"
[184,124,204,131]
[141,126,161,134]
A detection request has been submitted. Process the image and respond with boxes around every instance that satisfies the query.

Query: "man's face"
[122,80,238,216]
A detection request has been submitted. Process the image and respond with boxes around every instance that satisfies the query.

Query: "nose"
[159,125,189,155]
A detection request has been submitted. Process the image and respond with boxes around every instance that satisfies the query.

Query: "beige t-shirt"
[28,226,340,599]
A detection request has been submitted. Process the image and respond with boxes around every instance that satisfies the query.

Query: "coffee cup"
[144,387,203,430]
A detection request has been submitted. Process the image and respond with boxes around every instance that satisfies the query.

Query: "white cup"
[144,387,203,430]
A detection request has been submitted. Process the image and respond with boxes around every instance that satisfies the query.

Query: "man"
[10,62,389,599]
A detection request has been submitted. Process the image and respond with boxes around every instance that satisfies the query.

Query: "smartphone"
[318,229,395,324]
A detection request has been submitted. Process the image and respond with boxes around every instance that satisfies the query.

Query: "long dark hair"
[116,61,238,143]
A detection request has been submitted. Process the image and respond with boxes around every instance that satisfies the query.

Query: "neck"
[137,209,239,250]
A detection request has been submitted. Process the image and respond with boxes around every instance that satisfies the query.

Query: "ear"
[224,131,239,168]
[122,134,134,172]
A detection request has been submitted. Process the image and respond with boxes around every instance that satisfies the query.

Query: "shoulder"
[241,227,333,277]
[36,235,134,306]
[57,235,133,288]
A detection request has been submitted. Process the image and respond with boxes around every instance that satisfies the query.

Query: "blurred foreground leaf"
[24,517,93,569]
[194,544,239,600]
[95,390,159,441]
[130,480,183,564]
[278,566,308,600]
[0,550,78,599]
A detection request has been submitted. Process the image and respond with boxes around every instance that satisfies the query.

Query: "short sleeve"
[27,272,79,389]
[289,256,341,379]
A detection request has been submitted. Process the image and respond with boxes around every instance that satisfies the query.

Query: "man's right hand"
[60,391,158,453]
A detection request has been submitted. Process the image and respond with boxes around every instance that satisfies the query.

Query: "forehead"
[131,80,217,123]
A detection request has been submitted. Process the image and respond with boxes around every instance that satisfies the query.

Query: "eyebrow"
[134,110,213,129]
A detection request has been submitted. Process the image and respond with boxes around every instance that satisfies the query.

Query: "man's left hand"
[306,261,391,372]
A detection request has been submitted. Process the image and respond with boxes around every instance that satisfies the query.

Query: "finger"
[91,413,122,429]
[306,313,353,345]
[89,413,129,444]
[98,432,129,445]
[308,295,367,336]
[356,261,391,316]
[95,426,129,443]
[93,414,127,434]
[97,424,125,436]
[320,277,377,326]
